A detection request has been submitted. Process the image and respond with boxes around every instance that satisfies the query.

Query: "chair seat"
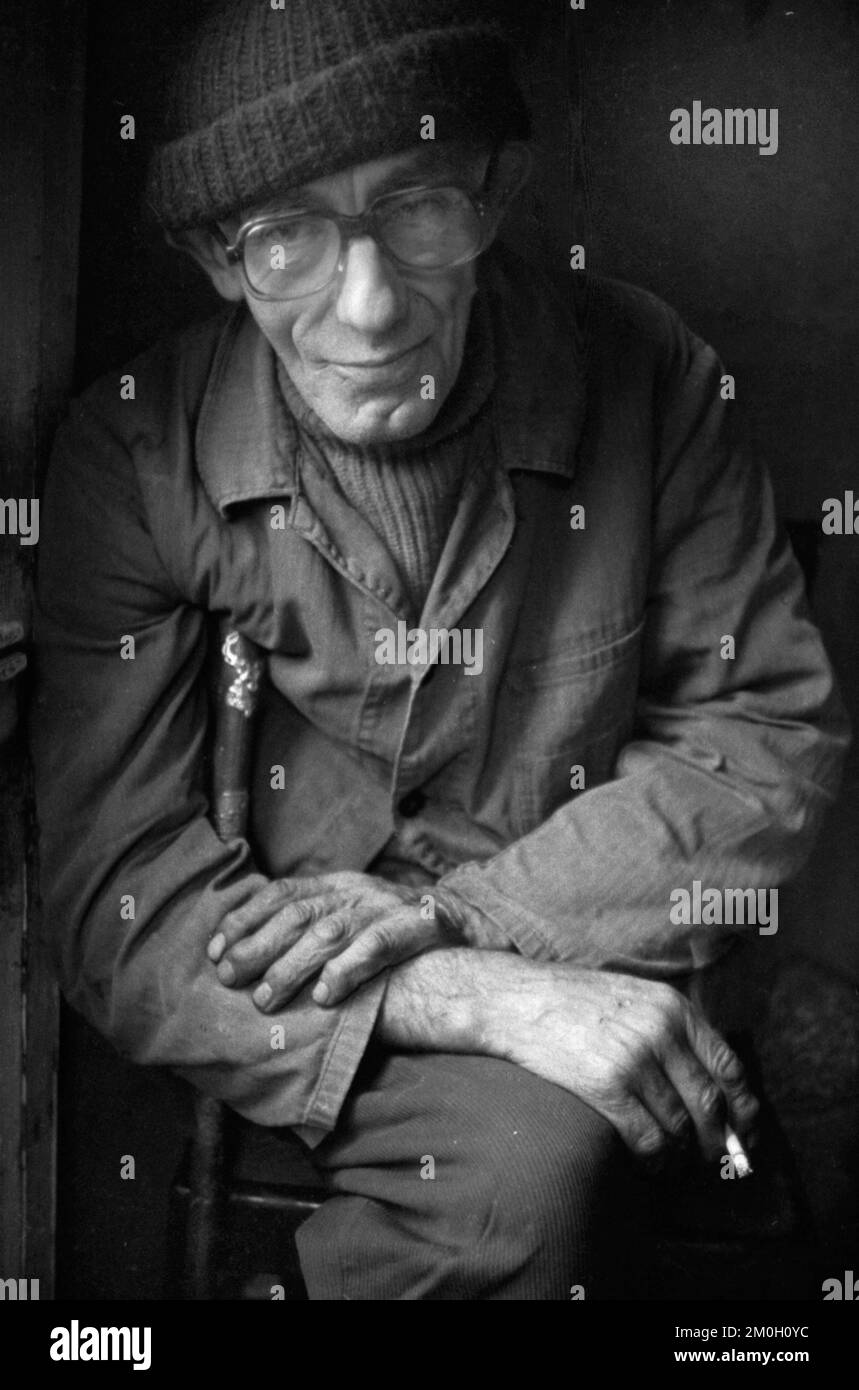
[169,1112,328,1300]
[227,1115,329,1190]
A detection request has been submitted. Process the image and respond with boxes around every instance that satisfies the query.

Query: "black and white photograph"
[1,0,857,1354]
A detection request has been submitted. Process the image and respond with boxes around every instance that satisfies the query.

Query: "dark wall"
[578,0,859,524]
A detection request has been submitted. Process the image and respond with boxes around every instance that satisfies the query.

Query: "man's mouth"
[328,340,428,372]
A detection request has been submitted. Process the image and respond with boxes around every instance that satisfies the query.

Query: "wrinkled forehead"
[233,140,494,227]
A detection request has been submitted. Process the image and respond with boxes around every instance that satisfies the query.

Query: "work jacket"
[31,245,847,1143]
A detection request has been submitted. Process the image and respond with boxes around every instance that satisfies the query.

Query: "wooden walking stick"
[185,621,264,1300]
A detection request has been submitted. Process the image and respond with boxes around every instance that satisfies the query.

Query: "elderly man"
[32,0,846,1299]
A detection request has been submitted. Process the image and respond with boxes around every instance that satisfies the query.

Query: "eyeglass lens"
[241,187,482,298]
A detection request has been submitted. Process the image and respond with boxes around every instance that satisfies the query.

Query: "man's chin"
[318,393,443,447]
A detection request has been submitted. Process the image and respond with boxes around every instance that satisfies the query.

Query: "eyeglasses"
[212,183,496,301]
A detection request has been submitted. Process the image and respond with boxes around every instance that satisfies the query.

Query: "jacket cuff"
[293,972,388,1148]
[437,863,559,961]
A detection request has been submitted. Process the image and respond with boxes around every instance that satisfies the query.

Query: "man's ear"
[167,227,245,303]
[478,141,533,248]
[484,141,533,208]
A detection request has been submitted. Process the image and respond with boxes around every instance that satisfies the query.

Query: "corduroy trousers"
[295,1046,654,1300]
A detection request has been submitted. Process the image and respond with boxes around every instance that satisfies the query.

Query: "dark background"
[57,0,859,1296]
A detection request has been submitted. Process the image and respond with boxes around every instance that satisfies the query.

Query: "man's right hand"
[378,950,760,1168]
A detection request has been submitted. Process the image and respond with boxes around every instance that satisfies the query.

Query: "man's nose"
[334,236,409,334]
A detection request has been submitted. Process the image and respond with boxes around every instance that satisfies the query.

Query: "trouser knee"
[297,1051,639,1299]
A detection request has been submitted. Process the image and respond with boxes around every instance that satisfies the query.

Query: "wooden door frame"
[0,0,86,1297]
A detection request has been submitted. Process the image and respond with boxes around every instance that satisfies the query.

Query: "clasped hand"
[207,872,760,1168]
[207,871,470,1009]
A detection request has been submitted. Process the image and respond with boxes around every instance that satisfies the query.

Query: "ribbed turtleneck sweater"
[276,289,496,622]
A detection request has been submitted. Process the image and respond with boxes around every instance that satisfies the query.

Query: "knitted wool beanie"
[147,0,532,232]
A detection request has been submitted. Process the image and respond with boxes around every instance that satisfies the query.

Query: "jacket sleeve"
[440,319,850,976]
[30,395,384,1144]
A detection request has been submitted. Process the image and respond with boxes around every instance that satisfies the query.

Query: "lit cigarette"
[725,1126,753,1179]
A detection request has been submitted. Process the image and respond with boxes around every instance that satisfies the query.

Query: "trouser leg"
[296,1047,653,1300]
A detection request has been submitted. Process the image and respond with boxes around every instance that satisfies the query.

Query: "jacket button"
[398,789,427,818]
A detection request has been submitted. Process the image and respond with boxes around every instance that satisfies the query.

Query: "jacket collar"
[196,244,584,518]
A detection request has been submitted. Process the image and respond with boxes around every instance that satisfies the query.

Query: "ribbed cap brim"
[147,26,530,230]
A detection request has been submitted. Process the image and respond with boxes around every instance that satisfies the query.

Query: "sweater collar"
[196,244,583,517]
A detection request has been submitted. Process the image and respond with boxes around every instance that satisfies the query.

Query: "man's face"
[220,144,493,446]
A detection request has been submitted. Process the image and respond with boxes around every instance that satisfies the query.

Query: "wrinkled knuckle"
[298,903,325,930]
[632,1041,657,1073]
[699,1084,722,1119]
[635,1130,667,1159]
[228,937,255,964]
[220,911,241,940]
[671,1002,692,1035]
[734,1090,760,1119]
[610,1066,639,1096]
[712,1041,743,1079]
[665,1110,692,1141]
[277,902,302,929]
[660,995,687,1032]
[314,915,348,945]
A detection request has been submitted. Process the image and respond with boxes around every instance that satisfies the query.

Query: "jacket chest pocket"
[503,621,643,837]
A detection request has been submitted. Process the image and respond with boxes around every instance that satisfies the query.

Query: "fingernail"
[253,983,272,1009]
[217,959,236,985]
[208,933,225,962]
[312,981,330,1004]
[0,621,23,644]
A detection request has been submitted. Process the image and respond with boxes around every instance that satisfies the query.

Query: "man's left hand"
[207,872,507,1011]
